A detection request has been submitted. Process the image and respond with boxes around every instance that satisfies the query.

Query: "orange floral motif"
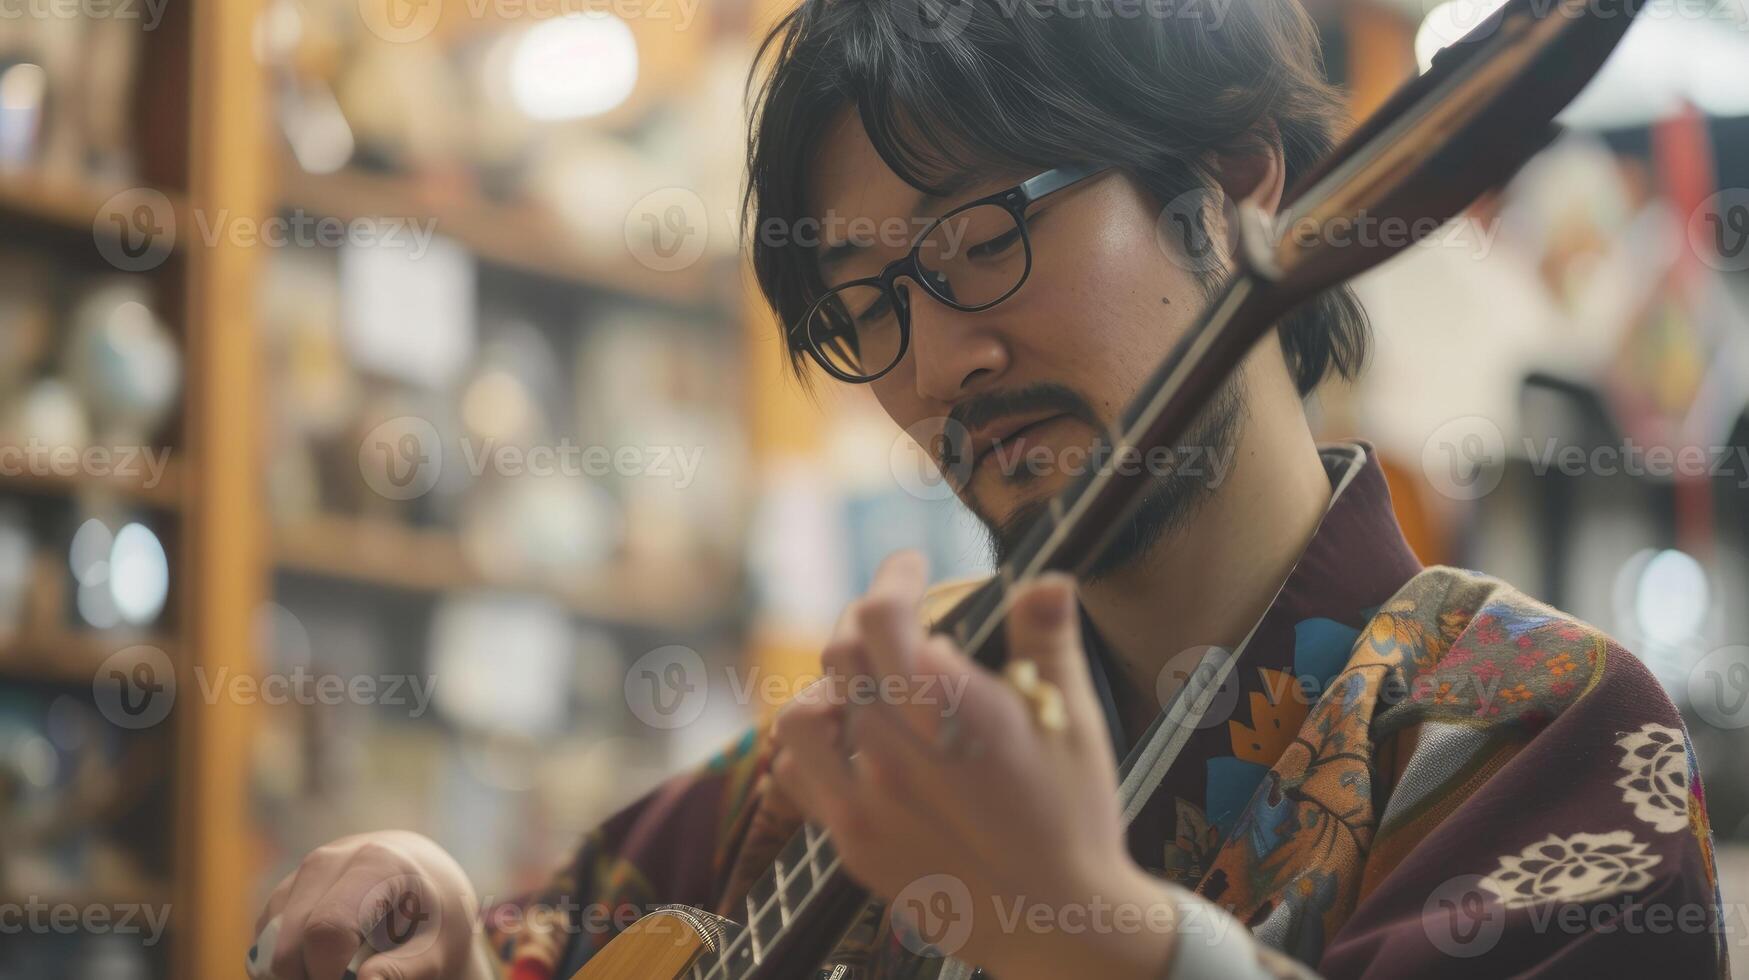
[1546,652,1577,677]
[1499,684,1535,703]
[1230,668,1312,766]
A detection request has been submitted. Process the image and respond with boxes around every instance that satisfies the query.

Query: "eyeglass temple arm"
[1018,162,1110,203]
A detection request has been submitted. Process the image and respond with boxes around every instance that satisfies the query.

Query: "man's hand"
[249,830,493,980]
[769,550,1179,980]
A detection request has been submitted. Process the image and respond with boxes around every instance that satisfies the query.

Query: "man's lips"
[967,413,1071,473]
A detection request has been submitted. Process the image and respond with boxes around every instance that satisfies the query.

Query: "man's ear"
[1209,118,1287,216]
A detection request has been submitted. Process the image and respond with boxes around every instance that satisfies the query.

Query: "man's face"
[806,110,1246,575]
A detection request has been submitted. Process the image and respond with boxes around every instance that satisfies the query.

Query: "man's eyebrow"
[817,168,983,270]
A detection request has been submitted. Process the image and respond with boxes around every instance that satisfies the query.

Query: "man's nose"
[904,283,1009,402]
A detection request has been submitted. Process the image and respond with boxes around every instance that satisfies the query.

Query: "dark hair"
[742,0,1369,397]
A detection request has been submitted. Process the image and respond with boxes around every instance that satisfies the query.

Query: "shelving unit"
[0,1,265,977]
[280,163,738,309]
[0,170,192,248]
[0,0,856,975]
[273,513,735,629]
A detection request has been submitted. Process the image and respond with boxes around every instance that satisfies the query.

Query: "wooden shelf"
[0,170,190,249]
[273,514,735,628]
[0,882,174,910]
[278,165,737,310]
[0,458,184,510]
[0,630,177,685]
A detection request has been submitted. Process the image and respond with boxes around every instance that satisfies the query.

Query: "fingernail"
[1028,576,1074,627]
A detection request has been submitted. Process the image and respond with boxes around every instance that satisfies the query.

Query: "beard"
[965,368,1248,583]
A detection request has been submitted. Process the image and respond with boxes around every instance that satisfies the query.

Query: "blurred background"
[0,0,1744,975]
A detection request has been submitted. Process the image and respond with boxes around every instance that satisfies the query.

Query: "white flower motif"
[1614,723,1690,833]
[1480,831,1661,909]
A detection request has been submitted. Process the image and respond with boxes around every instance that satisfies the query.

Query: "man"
[251,1,1728,978]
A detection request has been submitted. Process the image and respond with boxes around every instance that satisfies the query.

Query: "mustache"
[938,382,1104,473]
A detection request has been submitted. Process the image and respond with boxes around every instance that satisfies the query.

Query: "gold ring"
[1002,660,1067,734]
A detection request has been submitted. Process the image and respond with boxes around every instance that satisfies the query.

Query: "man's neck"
[1075,398,1334,737]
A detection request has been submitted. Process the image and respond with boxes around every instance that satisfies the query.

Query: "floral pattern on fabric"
[1480,830,1663,909]
[1614,723,1690,833]
[478,447,1727,980]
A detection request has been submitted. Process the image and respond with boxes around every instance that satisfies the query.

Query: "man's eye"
[856,293,894,325]
[967,227,1022,260]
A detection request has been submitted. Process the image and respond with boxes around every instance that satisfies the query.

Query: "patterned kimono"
[484,442,1727,979]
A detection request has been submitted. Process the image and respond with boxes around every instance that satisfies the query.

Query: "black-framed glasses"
[791,162,1113,384]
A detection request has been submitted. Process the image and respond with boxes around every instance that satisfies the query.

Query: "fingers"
[854,550,928,680]
[857,550,961,741]
[292,861,408,980]
[355,934,447,980]
[770,673,858,828]
[259,873,294,935]
[1005,573,1080,688]
[1004,573,1104,752]
[268,844,445,980]
[269,848,352,980]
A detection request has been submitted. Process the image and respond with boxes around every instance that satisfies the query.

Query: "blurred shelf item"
[0,457,184,510]
[278,165,734,310]
[0,629,176,684]
[0,879,173,910]
[274,514,734,627]
[0,171,189,248]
